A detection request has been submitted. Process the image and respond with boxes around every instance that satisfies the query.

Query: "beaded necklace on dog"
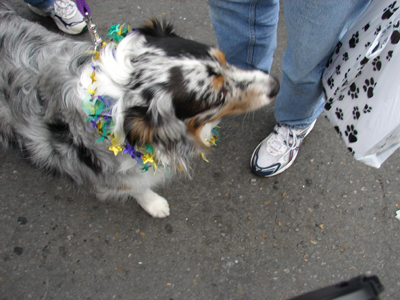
[82,24,219,173]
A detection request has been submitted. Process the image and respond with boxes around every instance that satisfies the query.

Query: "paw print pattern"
[343,52,349,61]
[363,23,370,32]
[333,87,340,96]
[349,32,359,48]
[363,78,377,98]
[338,94,345,101]
[325,98,334,111]
[335,41,343,54]
[353,107,361,120]
[335,65,341,75]
[360,57,369,66]
[375,25,381,35]
[348,147,355,155]
[326,56,333,68]
[345,125,358,143]
[365,41,371,49]
[348,82,360,99]
[327,76,335,89]
[363,104,372,113]
[391,29,400,44]
[372,56,382,71]
[386,50,393,61]
[334,126,342,137]
[382,1,399,20]
[335,108,344,120]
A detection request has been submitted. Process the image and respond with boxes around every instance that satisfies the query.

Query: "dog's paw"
[142,197,170,218]
[135,190,170,218]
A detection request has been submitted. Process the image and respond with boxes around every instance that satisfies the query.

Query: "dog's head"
[90,19,279,171]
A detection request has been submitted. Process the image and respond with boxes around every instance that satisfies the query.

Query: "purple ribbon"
[75,0,91,16]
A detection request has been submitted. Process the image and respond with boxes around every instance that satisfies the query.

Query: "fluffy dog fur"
[0,3,279,217]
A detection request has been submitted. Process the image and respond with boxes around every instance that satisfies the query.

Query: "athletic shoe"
[250,120,316,177]
[27,0,86,35]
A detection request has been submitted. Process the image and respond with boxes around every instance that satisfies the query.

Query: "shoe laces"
[267,125,298,156]
[52,0,76,18]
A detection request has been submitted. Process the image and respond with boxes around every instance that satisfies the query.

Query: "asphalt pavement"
[1,0,399,299]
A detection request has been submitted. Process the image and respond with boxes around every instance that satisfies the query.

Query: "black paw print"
[335,41,343,54]
[375,25,382,35]
[334,87,340,96]
[343,68,352,81]
[365,41,371,49]
[335,108,344,120]
[338,94,345,101]
[348,82,360,99]
[349,32,359,48]
[325,98,334,111]
[386,50,393,61]
[363,78,377,98]
[360,57,369,66]
[353,107,361,120]
[335,65,341,75]
[326,56,333,68]
[327,76,335,89]
[363,104,372,113]
[343,52,349,61]
[348,147,355,155]
[345,125,358,143]
[334,126,342,137]
[382,2,399,20]
[391,29,400,44]
[372,56,382,71]
[363,23,370,32]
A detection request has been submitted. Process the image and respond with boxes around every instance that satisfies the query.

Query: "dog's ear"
[137,19,177,38]
[123,106,153,146]
[123,105,195,169]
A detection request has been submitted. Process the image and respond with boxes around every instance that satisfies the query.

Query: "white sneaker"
[250,120,316,177]
[28,0,86,35]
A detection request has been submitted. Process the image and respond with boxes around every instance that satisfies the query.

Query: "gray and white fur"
[0,3,279,217]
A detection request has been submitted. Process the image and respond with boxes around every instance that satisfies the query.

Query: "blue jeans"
[207,0,370,128]
[24,0,56,9]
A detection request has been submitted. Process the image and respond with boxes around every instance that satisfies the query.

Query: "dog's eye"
[215,89,228,106]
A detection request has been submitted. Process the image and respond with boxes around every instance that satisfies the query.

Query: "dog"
[0,3,279,218]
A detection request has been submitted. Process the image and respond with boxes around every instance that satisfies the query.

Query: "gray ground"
[1,1,399,299]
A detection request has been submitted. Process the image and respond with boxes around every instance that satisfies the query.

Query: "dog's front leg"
[133,189,170,218]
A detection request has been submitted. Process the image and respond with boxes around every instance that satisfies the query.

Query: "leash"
[75,0,103,50]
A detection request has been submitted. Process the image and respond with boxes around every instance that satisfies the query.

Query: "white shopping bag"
[322,0,400,168]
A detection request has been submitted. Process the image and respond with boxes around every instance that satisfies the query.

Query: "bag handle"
[365,22,393,59]
[338,20,395,92]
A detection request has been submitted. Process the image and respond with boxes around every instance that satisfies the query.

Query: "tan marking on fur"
[127,117,153,146]
[145,19,155,29]
[118,184,133,191]
[212,75,224,90]
[207,90,271,123]
[186,119,210,149]
[210,48,226,67]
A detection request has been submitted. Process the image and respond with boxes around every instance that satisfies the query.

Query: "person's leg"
[276,0,371,128]
[25,0,86,35]
[251,0,371,177]
[23,0,56,9]
[207,0,279,73]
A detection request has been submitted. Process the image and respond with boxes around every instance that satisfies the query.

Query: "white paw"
[135,190,170,218]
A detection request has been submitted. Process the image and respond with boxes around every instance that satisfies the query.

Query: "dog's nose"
[268,76,280,98]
